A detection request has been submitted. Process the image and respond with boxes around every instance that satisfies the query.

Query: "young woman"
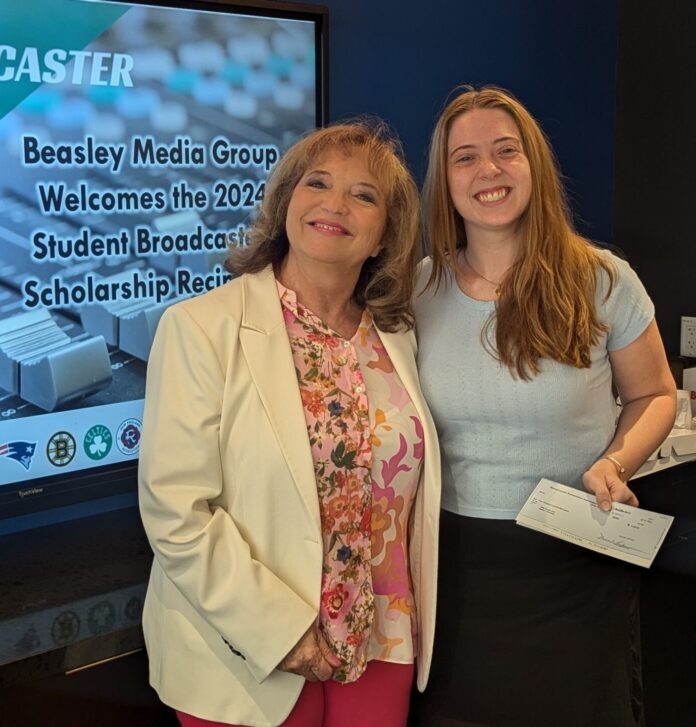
[412,87,676,727]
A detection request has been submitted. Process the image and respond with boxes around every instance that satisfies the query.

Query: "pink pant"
[176,659,414,727]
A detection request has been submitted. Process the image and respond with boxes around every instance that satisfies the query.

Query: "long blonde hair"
[227,120,421,332]
[422,86,615,379]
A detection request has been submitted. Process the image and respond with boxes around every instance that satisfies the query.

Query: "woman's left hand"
[582,458,639,512]
[277,623,341,682]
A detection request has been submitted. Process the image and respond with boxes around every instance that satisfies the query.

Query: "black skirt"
[411,510,643,727]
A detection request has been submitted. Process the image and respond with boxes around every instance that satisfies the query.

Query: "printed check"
[516,479,674,568]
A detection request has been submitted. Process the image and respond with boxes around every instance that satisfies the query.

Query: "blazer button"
[222,636,246,660]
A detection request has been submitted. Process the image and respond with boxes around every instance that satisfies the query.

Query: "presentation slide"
[0,0,319,489]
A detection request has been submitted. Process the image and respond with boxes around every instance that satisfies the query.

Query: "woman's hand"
[580,320,675,513]
[277,623,341,682]
[582,458,639,512]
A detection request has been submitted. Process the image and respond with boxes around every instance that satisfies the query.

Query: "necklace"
[463,253,507,295]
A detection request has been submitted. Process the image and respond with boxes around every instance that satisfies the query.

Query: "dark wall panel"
[292,0,618,241]
[614,0,696,354]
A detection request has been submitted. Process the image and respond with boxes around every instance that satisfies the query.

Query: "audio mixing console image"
[0,0,321,488]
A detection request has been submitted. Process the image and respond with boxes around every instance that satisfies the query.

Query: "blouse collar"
[275,279,373,339]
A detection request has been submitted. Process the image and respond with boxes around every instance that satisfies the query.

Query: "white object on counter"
[675,390,694,429]
[634,427,696,479]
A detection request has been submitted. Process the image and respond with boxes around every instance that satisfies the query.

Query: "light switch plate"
[680,316,696,357]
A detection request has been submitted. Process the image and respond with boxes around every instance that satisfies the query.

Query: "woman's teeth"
[477,188,508,203]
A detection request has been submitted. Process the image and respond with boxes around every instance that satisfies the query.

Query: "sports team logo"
[0,440,37,470]
[124,596,143,622]
[46,431,77,467]
[51,611,80,646]
[88,600,117,635]
[83,424,113,461]
[116,418,142,456]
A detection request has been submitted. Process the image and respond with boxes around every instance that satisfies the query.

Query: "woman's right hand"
[277,623,341,682]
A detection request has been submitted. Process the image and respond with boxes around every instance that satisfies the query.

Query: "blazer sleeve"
[138,304,317,683]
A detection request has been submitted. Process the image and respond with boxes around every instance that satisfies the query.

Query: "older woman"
[138,121,440,727]
[411,87,676,727]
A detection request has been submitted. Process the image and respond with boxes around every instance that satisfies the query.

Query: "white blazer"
[139,266,441,727]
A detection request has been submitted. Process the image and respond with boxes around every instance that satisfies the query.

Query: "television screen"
[0,0,327,527]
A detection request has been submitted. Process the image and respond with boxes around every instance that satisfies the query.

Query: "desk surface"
[634,427,696,479]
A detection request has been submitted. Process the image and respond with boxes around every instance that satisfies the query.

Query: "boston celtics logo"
[88,600,117,635]
[83,424,113,461]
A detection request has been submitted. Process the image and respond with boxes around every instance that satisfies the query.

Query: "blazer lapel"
[238,268,321,536]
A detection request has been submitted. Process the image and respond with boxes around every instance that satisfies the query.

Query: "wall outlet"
[681,316,696,357]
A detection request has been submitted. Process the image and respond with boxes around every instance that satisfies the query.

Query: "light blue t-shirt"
[413,249,655,520]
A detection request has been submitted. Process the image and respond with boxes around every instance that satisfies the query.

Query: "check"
[516,479,674,568]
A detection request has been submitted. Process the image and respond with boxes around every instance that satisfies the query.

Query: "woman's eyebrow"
[448,135,521,157]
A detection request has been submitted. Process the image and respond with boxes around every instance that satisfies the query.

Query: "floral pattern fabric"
[278,282,423,683]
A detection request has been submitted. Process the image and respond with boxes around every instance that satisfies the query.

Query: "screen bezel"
[111,0,329,127]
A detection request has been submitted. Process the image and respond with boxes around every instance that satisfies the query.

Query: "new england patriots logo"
[0,441,37,470]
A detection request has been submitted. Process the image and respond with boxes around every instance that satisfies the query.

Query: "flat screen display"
[0,0,326,523]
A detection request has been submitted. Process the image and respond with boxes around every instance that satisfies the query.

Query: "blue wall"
[296,0,618,242]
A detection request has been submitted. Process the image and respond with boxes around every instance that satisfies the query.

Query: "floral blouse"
[278,282,424,683]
